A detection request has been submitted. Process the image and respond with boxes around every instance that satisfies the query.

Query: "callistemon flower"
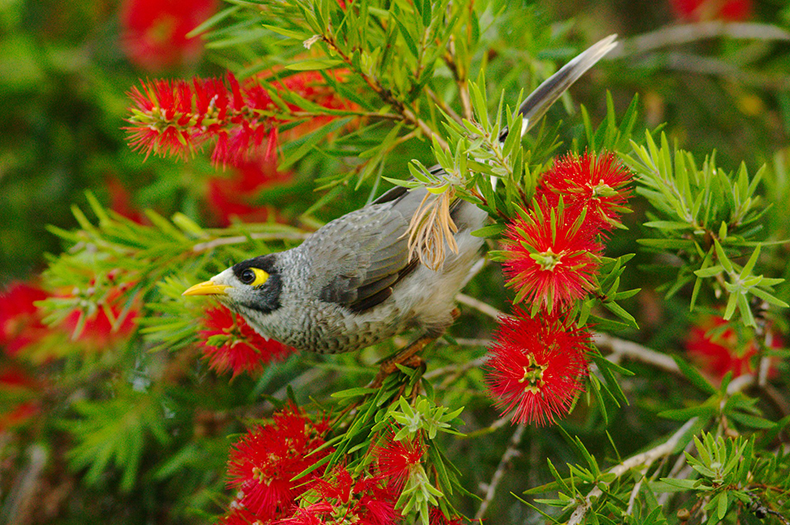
[293,467,399,525]
[225,405,332,521]
[60,281,139,350]
[198,306,294,377]
[206,153,293,226]
[0,282,49,356]
[126,70,353,167]
[373,433,423,490]
[429,507,465,525]
[685,316,781,381]
[536,152,633,235]
[120,0,218,71]
[0,366,41,431]
[670,0,751,21]
[486,308,591,426]
[501,204,602,313]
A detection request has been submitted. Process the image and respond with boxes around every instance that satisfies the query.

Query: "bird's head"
[182,254,283,318]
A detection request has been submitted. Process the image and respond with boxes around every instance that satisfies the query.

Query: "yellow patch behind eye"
[250,268,270,287]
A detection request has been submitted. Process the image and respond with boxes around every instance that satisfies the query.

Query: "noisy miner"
[183,35,618,365]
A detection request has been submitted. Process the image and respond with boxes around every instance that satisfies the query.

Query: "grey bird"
[183,35,618,358]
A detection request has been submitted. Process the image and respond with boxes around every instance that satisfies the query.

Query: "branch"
[593,332,680,375]
[475,424,527,520]
[455,293,504,320]
[456,294,683,376]
[320,35,449,151]
[568,417,698,525]
[608,21,790,59]
[192,231,310,252]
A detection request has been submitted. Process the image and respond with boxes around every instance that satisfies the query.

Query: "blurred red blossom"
[120,0,218,71]
[206,153,293,226]
[0,401,40,432]
[60,285,139,350]
[669,0,752,21]
[501,205,602,313]
[0,282,49,356]
[685,316,781,381]
[535,152,633,235]
[198,306,294,377]
[0,366,42,432]
[486,308,590,426]
[106,177,146,224]
[224,405,332,522]
[126,70,354,167]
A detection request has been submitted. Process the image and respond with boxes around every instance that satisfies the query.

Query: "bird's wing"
[309,198,417,313]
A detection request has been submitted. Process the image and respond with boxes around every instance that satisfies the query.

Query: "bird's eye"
[239,267,269,287]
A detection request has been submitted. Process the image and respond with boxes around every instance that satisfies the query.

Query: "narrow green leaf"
[672,355,717,395]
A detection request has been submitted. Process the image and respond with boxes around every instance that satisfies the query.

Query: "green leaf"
[672,355,717,395]
[285,59,344,71]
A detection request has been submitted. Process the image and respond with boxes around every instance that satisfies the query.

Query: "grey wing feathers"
[316,199,416,312]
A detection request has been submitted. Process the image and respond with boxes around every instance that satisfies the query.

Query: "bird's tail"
[499,34,618,143]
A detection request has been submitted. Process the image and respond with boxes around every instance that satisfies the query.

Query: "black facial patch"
[232,254,283,314]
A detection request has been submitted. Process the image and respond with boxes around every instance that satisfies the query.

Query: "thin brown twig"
[593,332,680,375]
[455,293,504,320]
[607,21,790,60]
[192,231,311,252]
[319,35,450,151]
[568,417,699,525]
[475,424,527,521]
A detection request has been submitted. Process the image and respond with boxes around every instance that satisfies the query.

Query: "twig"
[192,231,310,252]
[426,87,464,125]
[568,418,698,525]
[608,22,790,60]
[455,293,504,320]
[662,52,790,90]
[475,424,527,520]
[2,444,48,524]
[593,332,680,375]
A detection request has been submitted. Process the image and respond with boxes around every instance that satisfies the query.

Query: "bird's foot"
[368,334,434,388]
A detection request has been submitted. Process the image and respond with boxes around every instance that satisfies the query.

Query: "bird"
[183,35,618,362]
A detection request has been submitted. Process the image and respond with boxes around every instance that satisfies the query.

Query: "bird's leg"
[369,308,461,388]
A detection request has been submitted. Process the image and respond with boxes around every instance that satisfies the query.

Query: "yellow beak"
[182,281,231,296]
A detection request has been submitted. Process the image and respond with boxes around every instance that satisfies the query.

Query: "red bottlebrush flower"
[106,177,146,224]
[429,507,465,525]
[226,405,332,521]
[198,306,294,377]
[218,506,267,525]
[0,282,50,356]
[0,401,40,432]
[120,0,218,71]
[305,468,400,525]
[374,434,423,490]
[685,316,781,381]
[206,153,293,226]
[536,152,633,235]
[486,308,591,426]
[501,205,602,313]
[669,0,751,21]
[126,70,355,167]
[0,366,42,431]
[61,287,139,350]
[0,366,38,389]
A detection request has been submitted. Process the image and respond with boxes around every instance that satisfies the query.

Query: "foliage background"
[2,0,790,523]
